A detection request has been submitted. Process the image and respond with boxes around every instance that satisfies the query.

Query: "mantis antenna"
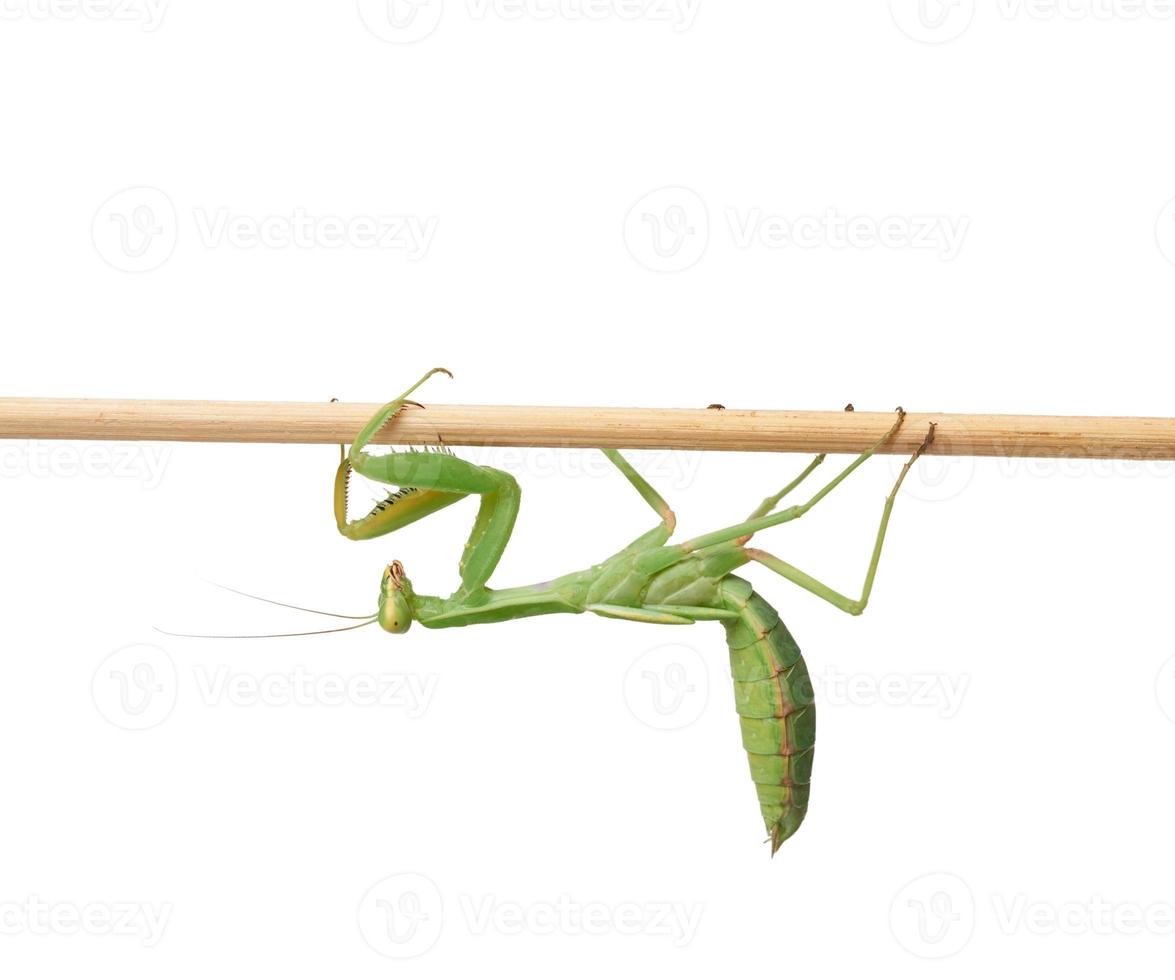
[154,619,379,640]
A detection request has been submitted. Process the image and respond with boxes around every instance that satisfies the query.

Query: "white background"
[3,1,1175,975]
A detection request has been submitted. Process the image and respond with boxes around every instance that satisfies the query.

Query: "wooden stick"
[0,397,1173,459]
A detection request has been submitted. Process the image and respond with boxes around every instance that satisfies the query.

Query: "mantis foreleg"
[336,368,521,595]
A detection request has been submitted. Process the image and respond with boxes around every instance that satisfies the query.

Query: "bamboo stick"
[0,397,1173,459]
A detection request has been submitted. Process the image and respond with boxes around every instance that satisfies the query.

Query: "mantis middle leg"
[601,449,676,534]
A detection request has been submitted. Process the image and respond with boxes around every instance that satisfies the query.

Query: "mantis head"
[378,560,415,633]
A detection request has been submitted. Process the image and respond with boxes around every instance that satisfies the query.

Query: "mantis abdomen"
[721,576,815,854]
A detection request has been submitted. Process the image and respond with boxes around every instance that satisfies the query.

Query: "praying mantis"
[318,368,937,855]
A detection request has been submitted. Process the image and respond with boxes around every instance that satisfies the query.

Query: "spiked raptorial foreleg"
[333,370,468,543]
[335,368,522,594]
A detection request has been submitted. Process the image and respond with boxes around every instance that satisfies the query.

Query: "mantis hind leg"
[743,423,937,615]
[676,408,918,553]
[335,368,521,594]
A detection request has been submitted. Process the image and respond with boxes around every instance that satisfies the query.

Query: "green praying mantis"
[311,368,936,855]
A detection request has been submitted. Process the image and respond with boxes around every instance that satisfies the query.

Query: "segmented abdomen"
[720,576,815,854]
